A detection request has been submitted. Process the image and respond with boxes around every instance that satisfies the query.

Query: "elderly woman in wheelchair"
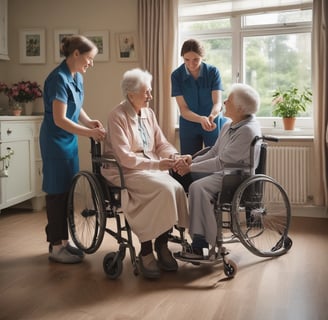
[100,68,189,279]
[173,83,292,273]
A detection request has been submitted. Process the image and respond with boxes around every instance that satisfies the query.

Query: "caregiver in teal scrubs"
[40,35,106,264]
[171,39,227,155]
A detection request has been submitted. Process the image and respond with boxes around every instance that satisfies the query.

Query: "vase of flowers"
[11,101,23,116]
[0,80,43,115]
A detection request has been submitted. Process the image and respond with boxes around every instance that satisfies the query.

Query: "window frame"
[178,4,313,137]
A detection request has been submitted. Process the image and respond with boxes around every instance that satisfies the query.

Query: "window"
[178,0,313,134]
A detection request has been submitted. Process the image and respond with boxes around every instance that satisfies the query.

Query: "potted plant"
[0,80,43,115]
[272,86,312,130]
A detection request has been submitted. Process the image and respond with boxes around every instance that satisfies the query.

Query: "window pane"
[243,33,312,117]
[244,10,312,26]
[180,19,231,33]
[202,38,232,101]
[180,1,312,17]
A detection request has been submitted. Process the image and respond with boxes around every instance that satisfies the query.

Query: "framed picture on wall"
[116,32,138,62]
[19,28,46,64]
[54,29,79,63]
[83,30,109,62]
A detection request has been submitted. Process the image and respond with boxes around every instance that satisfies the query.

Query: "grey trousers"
[188,172,223,247]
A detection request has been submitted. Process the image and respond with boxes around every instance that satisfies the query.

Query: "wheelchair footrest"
[168,234,183,244]
[173,247,229,265]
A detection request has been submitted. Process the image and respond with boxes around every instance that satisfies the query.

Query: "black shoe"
[180,247,206,260]
[138,253,161,279]
[155,244,178,271]
[180,252,204,259]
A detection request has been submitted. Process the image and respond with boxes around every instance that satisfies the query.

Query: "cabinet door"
[0,139,34,209]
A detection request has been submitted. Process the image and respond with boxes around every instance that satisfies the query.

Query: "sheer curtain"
[312,0,328,206]
[138,0,178,143]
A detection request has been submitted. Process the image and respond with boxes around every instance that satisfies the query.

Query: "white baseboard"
[291,205,328,218]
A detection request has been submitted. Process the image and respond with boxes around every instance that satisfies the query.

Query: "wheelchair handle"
[249,135,279,172]
[251,135,279,146]
[262,135,279,143]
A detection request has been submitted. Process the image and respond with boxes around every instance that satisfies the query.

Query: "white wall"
[0,0,140,170]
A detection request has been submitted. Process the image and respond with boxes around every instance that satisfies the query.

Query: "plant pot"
[283,117,296,130]
[12,109,22,116]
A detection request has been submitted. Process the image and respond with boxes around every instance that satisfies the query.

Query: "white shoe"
[49,247,82,264]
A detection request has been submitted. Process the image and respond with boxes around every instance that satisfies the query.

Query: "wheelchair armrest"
[101,156,126,189]
[192,146,211,159]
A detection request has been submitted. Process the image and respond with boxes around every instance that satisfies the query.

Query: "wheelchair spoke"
[232,175,292,257]
[67,171,106,254]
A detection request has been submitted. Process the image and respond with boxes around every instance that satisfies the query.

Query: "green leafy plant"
[272,87,312,118]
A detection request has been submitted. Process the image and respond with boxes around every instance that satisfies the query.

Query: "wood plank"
[0,208,327,320]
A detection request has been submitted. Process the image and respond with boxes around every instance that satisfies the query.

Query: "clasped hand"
[200,115,217,132]
[159,155,191,176]
[171,155,192,176]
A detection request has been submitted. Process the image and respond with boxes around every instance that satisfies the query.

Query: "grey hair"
[230,83,260,115]
[121,68,152,98]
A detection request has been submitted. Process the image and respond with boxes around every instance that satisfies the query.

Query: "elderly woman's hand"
[159,158,175,171]
[173,157,191,176]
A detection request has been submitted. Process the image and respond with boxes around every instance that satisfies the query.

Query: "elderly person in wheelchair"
[101,68,189,279]
[174,83,262,259]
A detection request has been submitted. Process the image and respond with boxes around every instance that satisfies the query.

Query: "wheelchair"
[67,139,138,279]
[67,136,292,279]
[173,135,293,277]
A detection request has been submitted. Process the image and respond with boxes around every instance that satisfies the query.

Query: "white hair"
[121,68,152,98]
[230,83,260,115]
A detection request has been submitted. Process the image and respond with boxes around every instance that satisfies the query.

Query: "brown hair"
[180,39,205,57]
[60,35,98,58]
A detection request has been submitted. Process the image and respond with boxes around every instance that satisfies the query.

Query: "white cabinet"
[0,0,9,60]
[0,116,44,210]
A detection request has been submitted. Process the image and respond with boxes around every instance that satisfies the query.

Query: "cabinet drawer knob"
[6,129,12,135]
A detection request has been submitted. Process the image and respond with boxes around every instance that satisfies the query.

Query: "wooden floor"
[0,206,327,320]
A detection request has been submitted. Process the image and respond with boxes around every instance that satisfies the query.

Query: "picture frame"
[19,28,46,64]
[83,30,109,62]
[116,32,138,62]
[54,29,79,63]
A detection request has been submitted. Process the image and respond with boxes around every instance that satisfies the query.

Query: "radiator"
[266,146,311,204]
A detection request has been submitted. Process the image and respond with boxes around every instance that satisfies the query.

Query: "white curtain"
[312,0,328,206]
[138,0,178,143]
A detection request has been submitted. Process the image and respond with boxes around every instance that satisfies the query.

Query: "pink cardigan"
[102,100,178,174]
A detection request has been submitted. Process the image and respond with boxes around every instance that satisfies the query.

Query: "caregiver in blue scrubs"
[171,38,227,155]
[40,35,106,264]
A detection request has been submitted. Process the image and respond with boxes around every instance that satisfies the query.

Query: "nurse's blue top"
[171,62,224,125]
[39,60,84,194]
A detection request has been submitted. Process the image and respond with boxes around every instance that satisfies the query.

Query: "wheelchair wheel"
[103,252,123,280]
[224,259,237,278]
[232,174,292,257]
[67,171,106,254]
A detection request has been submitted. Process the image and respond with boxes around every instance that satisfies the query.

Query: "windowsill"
[259,117,314,140]
[175,117,314,140]
[261,127,314,140]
